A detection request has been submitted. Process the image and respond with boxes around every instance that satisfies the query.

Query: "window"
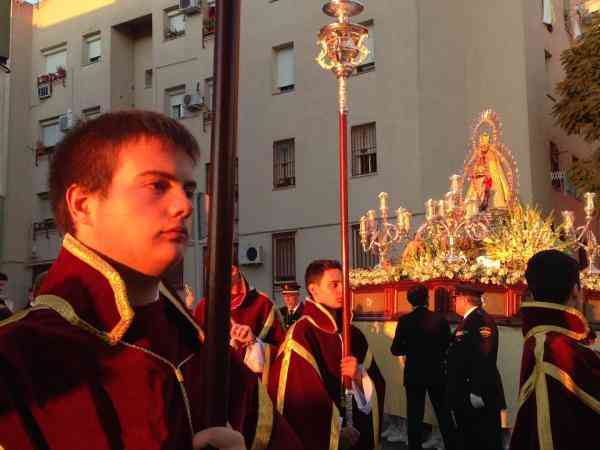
[351,122,377,176]
[273,232,296,283]
[166,86,185,120]
[165,8,186,39]
[273,138,295,188]
[351,224,377,269]
[83,32,101,65]
[43,45,66,74]
[274,44,294,93]
[40,119,62,151]
[82,106,101,121]
[145,69,153,88]
[357,21,375,73]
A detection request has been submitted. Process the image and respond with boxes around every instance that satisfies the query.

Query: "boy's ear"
[65,184,95,230]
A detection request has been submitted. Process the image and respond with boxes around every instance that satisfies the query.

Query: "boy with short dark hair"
[510,250,599,450]
[0,110,301,450]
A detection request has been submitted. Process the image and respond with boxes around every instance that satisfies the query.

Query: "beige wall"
[1,0,589,308]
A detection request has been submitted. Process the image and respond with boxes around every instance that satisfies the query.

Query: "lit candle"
[562,210,575,234]
[378,192,389,212]
[396,208,405,229]
[584,192,596,217]
[403,210,411,232]
[437,200,446,218]
[367,209,377,229]
[360,215,367,242]
[450,174,461,196]
[425,199,435,221]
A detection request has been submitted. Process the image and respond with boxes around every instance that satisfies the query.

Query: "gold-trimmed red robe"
[268,299,385,450]
[0,234,302,450]
[194,279,285,383]
[509,301,600,450]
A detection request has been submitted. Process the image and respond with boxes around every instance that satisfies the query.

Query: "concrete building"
[0,0,593,308]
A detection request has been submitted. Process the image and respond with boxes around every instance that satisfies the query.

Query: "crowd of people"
[0,110,597,450]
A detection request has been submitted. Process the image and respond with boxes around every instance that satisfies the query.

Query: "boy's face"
[309,268,343,310]
[80,136,196,277]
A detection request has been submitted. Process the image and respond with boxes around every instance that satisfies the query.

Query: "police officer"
[278,281,303,329]
[446,285,505,450]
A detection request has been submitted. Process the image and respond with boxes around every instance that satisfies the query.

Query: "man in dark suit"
[390,284,454,450]
[278,281,303,329]
[447,285,505,450]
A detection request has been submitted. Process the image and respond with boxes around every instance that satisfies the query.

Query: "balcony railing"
[551,170,578,197]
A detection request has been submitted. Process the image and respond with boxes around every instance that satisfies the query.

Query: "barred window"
[273,232,296,283]
[351,224,377,268]
[273,139,295,188]
[351,122,377,176]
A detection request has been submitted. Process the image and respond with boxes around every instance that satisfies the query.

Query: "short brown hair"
[305,259,342,298]
[49,110,200,234]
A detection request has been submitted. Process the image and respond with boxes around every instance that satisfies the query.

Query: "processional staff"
[317,0,370,438]
[203,0,241,437]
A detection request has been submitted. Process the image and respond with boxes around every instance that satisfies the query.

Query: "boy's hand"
[193,426,246,450]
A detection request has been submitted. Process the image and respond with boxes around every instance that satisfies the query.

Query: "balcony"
[551,170,578,197]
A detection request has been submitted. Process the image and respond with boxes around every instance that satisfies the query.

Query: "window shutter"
[276,47,294,88]
[45,50,66,74]
[87,39,101,61]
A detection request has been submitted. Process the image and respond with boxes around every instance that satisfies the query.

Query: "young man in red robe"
[268,259,386,450]
[510,250,600,450]
[0,111,302,450]
[194,265,285,381]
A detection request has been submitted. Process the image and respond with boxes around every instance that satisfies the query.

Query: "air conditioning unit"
[59,109,74,131]
[239,244,263,265]
[184,93,204,111]
[180,0,201,14]
[38,82,51,99]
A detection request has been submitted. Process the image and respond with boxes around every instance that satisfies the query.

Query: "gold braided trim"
[524,325,588,343]
[521,302,590,342]
[261,344,272,386]
[35,294,112,343]
[63,234,133,344]
[361,348,380,448]
[544,362,600,413]
[329,403,341,450]
[258,307,275,341]
[0,306,44,328]
[364,348,373,370]
[250,381,274,450]
[159,283,205,343]
[534,334,553,450]
[517,373,536,409]
[276,322,322,414]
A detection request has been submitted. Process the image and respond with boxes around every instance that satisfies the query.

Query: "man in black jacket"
[446,285,505,450]
[278,281,303,329]
[391,284,454,450]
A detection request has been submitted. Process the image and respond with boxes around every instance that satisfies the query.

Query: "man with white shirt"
[446,285,506,450]
[268,259,386,450]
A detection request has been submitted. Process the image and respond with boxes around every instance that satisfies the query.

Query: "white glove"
[470,393,485,409]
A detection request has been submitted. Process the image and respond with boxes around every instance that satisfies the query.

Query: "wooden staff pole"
[203,0,241,431]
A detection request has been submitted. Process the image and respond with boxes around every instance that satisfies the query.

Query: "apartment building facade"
[0,0,591,308]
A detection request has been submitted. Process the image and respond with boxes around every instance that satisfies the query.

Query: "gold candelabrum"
[360,192,411,268]
[317,0,369,432]
[562,192,599,274]
[417,174,491,267]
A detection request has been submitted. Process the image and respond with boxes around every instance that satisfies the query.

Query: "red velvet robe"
[194,279,285,383]
[0,234,302,450]
[510,301,600,450]
[268,299,385,450]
